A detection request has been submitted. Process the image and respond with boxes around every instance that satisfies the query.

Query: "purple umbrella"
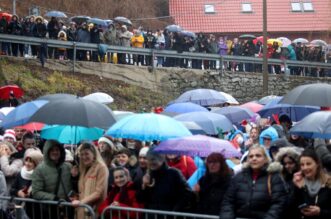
[155,135,241,158]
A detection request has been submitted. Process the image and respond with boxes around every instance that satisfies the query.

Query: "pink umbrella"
[240,102,263,113]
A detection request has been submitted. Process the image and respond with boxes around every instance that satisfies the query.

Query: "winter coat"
[197,173,232,215]
[77,28,91,43]
[167,156,197,180]
[109,156,138,190]
[144,34,156,49]
[231,43,243,56]
[57,30,67,51]
[136,163,195,212]
[102,25,118,45]
[31,141,72,200]
[259,127,279,146]
[32,22,47,38]
[22,21,34,37]
[66,28,77,41]
[0,171,7,212]
[209,41,218,54]
[220,166,287,219]
[90,27,101,44]
[218,42,228,56]
[0,18,7,33]
[77,161,108,219]
[98,181,143,219]
[7,20,22,35]
[10,171,31,196]
[287,45,297,61]
[119,30,132,47]
[314,139,331,172]
[0,155,23,190]
[47,19,60,39]
[132,166,147,189]
[131,34,144,48]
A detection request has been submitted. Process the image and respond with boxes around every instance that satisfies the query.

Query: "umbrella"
[173,89,227,106]
[15,122,45,131]
[114,16,132,26]
[0,12,12,22]
[267,39,282,47]
[37,93,76,101]
[258,104,319,122]
[113,111,135,121]
[164,102,208,114]
[41,125,104,144]
[1,100,48,129]
[0,107,15,116]
[240,102,263,113]
[45,10,67,18]
[180,31,196,39]
[106,113,192,141]
[69,16,91,24]
[277,37,291,47]
[155,135,241,158]
[310,39,328,47]
[83,92,114,104]
[0,112,5,122]
[0,85,24,100]
[165,25,182,32]
[253,36,268,45]
[293,38,309,44]
[212,106,255,124]
[29,98,116,129]
[181,121,207,135]
[280,83,331,107]
[87,18,108,27]
[174,112,234,135]
[239,34,256,39]
[219,92,239,105]
[258,95,282,105]
[289,111,331,139]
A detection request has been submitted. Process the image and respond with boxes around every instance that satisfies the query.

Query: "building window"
[303,2,314,11]
[291,2,314,12]
[204,4,215,14]
[242,3,253,13]
[291,2,302,11]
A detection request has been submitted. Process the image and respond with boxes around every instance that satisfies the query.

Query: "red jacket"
[98,182,143,219]
[167,156,197,179]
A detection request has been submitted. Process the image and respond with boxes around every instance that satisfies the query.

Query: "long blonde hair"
[78,142,106,174]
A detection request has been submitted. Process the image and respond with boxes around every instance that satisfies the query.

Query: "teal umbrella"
[41,125,104,144]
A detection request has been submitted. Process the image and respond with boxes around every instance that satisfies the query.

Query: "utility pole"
[13,0,16,14]
[262,0,268,96]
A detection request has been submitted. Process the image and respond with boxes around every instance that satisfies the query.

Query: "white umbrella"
[83,92,114,104]
[219,92,239,105]
[277,37,291,47]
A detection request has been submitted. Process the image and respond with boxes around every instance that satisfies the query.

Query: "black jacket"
[10,172,31,197]
[197,173,231,215]
[220,166,287,219]
[33,23,47,38]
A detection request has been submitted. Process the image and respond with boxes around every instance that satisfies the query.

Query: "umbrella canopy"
[280,83,331,107]
[240,102,263,113]
[106,113,192,141]
[0,12,12,22]
[258,95,282,105]
[181,121,207,135]
[113,111,135,121]
[165,25,182,32]
[174,112,233,135]
[212,106,255,124]
[69,16,91,24]
[155,135,241,158]
[289,111,331,139]
[1,100,48,129]
[164,102,208,114]
[114,16,132,26]
[29,98,116,129]
[45,10,67,18]
[258,103,319,122]
[277,37,291,47]
[0,107,15,116]
[41,125,104,144]
[267,39,282,47]
[239,34,256,39]
[310,39,328,47]
[87,18,108,27]
[219,92,239,105]
[0,85,24,100]
[253,36,268,45]
[173,89,227,106]
[293,38,309,44]
[83,92,114,104]
[180,31,196,39]
[37,93,76,101]
[15,122,45,131]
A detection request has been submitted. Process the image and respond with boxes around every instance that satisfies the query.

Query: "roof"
[169,0,331,33]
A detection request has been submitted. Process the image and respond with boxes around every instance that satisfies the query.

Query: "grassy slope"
[1,58,173,111]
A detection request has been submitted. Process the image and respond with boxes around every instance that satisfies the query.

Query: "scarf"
[304,178,322,197]
[21,166,34,180]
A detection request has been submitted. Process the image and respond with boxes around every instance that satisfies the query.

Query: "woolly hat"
[139,147,149,157]
[25,150,43,166]
[98,136,115,150]
[3,129,16,142]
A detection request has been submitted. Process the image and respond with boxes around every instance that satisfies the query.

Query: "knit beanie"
[3,129,16,142]
[25,150,43,166]
[139,147,149,157]
[98,136,115,150]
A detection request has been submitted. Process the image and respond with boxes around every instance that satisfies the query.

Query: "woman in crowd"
[290,149,331,219]
[194,152,232,215]
[98,167,143,219]
[72,142,108,219]
[220,145,287,219]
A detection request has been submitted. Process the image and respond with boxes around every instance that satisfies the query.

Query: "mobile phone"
[298,203,308,209]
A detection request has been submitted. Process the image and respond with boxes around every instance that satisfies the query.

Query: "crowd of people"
[0,108,330,219]
[0,14,330,76]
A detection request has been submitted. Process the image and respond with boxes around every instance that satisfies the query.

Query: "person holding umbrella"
[47,17,60,58]
[7,14,22,57]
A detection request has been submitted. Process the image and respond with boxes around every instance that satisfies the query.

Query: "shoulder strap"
[267,174,272,197]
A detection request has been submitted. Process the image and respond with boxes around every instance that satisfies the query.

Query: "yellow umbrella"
[267,39,282,47]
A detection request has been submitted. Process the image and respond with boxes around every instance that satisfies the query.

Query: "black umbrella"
[29,98,116,129]
[289,111,331,139]
[239,34,256,39]
[165,25,182,32]
[114,16,132,26]
[37,93,76,101]
[69,16,91,24]
[280,83,331,107]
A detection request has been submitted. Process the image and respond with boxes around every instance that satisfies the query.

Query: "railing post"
[220,56,224,72]
[15,206,24,219]
[152,49,156,72]
[73,42,76,73]
[284,60,289,76]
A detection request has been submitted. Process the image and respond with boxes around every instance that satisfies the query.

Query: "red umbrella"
[15,122,45,131]
[240,102,263,113]
[0,12,12,22]
[253,36,269,45]
[0,85,24,100]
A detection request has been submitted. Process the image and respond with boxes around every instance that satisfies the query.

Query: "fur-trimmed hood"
[267,146,302,173]
[58,30,67,39]
[35,16,44,23]
[111,154,138,168]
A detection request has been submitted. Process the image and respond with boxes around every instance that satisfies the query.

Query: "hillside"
[0,58,174,111]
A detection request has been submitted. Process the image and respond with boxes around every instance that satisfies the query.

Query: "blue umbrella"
[258,95,282,105]
[164,102,208,114]
[106,113,192,141]
[41,125,104,144]
[87,18,108,27]
[180,31,196,39]
[45,11,67,18]
[165,25,182,32]
[173,89,227,106]
[212,106,255,124]
[174,112,234,135]
[1,100,48,129]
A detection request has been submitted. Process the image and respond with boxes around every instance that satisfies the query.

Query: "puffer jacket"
[31,140,72,200]
[220,165,287,219]
[131,34,144,48]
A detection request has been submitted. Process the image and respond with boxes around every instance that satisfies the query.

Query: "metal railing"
[0,34,330,76]
[0,195,96,219]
